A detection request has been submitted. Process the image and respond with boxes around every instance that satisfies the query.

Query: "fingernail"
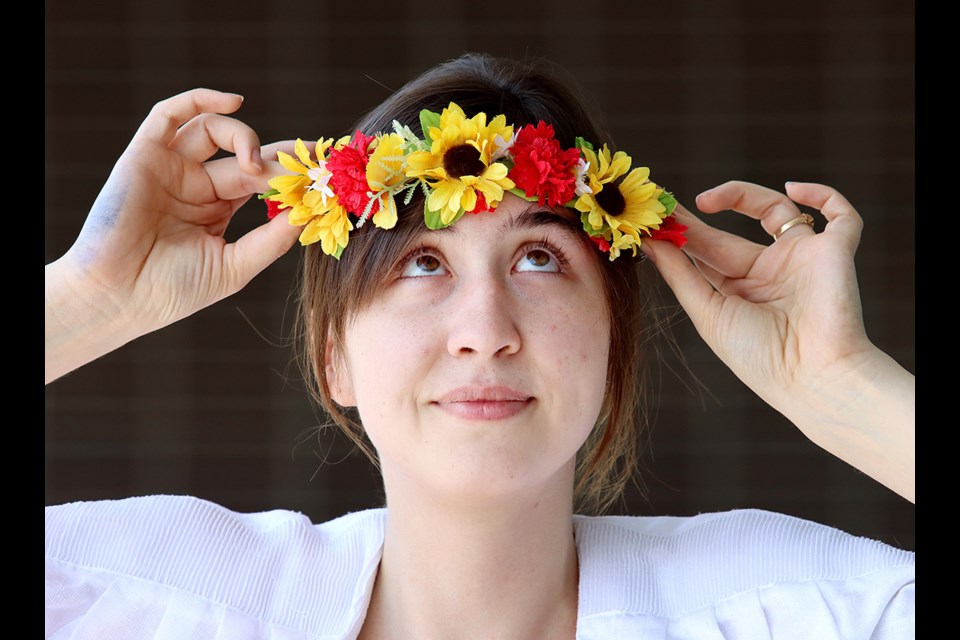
[228,92,244,103]
[785,181,796,187]
[696,188,713,199]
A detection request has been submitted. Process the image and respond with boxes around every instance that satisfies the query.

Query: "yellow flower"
[366,133,407,229]
[575,144,666,259]
[406,103,515,224]
[266,137,358,257]
[268,138,336,220]
[297,202,353,257]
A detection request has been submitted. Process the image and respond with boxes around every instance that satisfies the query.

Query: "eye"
[401,250,448,277]
[514,244,563,273]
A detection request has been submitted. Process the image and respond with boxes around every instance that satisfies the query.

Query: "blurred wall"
[45,0,914,550]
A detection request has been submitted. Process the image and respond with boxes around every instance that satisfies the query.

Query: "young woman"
[45,54,914,639]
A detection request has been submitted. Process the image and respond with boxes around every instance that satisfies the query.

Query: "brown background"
[45,0,915,551]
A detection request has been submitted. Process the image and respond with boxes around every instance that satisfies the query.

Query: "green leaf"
[423,199,447,230]
[333,245,345,260]
[258,188,280,200]
[508,187,537,202]
[659,191,677,216]
[580,211,600,235]
[574,136,595,153]
[419,109,441,143]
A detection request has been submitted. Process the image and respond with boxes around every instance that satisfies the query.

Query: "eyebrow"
[499,206,583,238]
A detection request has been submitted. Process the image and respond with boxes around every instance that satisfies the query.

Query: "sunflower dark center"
[595,184,626,216]
[443,144,485,179]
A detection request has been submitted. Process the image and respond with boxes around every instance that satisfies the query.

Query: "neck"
[359,466,580,640]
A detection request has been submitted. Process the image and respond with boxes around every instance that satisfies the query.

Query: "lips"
[433,385,534,421]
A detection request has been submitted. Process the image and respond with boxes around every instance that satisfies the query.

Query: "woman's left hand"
[643,181,914,502]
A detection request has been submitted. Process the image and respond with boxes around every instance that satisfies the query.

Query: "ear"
[325,334,357,407]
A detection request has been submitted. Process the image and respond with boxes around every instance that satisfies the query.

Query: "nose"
[446,275,521,358]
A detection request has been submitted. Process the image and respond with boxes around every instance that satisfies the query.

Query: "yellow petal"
[618,167,651,194]
[294,139,314,168]
[299,217,323,246]
[482,162,508,181]
[289,202,318,226]
[372,195,398,229]
[605,151,632,182]
[268,174,308,193]
[460,187,477,213]
[429,179,459,213]
[277,151,307,175]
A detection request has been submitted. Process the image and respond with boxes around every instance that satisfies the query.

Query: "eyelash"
[517,237,571,272]
[394,244,445,278]
[393,236,571,277]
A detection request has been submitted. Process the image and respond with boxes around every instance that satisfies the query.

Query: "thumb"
[227,211,304,290]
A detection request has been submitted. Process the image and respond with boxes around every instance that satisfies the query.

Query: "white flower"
[574,158,593,197]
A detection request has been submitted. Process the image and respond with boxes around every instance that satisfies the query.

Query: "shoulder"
[46,495,385,637]
[573,508,914,638]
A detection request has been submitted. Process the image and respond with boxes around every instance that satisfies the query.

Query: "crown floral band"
[261,102,688,260]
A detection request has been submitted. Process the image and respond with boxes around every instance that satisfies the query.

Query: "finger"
[642,239,723,342]
[168,113,263,174]
[223,210,305,292]
[135,88,245,146]
[203,140,302,202]
[695,180,814,241]
[672,203,762,279]
[690,255,732,294]
[784,182,863,252]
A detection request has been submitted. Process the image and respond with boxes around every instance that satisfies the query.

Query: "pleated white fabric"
[45,496,914,639]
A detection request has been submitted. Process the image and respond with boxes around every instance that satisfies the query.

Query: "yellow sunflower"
[575,144,666,260]
[406,103,515,225]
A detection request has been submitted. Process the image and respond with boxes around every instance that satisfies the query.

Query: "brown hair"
[297,53,663,514]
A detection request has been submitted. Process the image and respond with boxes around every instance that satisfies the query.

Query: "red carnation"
[508,122,580,207]
[265,198,289,220]
[326,131,378,217]
[649,215,689,248]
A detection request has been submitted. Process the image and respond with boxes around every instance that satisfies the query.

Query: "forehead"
[421,195,586,246]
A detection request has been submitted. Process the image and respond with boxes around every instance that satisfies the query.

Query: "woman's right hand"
[45,89,303,383]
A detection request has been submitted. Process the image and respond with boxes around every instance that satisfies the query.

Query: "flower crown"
[261,102,687,260]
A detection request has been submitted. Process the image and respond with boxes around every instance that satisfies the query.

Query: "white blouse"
[45,495,914,639]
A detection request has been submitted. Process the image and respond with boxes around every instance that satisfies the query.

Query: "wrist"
[794,347,915,502]
[45,255,139,384]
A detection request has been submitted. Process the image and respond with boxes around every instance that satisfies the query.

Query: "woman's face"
[330,194,611,503]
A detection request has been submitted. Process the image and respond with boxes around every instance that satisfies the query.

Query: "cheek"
[537,299,610,408]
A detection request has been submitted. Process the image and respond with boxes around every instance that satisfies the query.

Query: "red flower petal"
[265,198,289,220]
[589,235,611,253]
[327,130,378,217]
[649,215,689,248]
[508,122,580,207]
[466,192,489,214]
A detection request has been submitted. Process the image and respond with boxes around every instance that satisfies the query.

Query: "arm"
[45,89,303,384]
[642,181,914,503]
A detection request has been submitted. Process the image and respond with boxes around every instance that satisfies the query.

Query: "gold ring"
[773,213,814,240]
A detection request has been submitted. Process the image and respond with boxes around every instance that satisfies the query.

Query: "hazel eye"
[515,248,560,273]
[401,252,447,277]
